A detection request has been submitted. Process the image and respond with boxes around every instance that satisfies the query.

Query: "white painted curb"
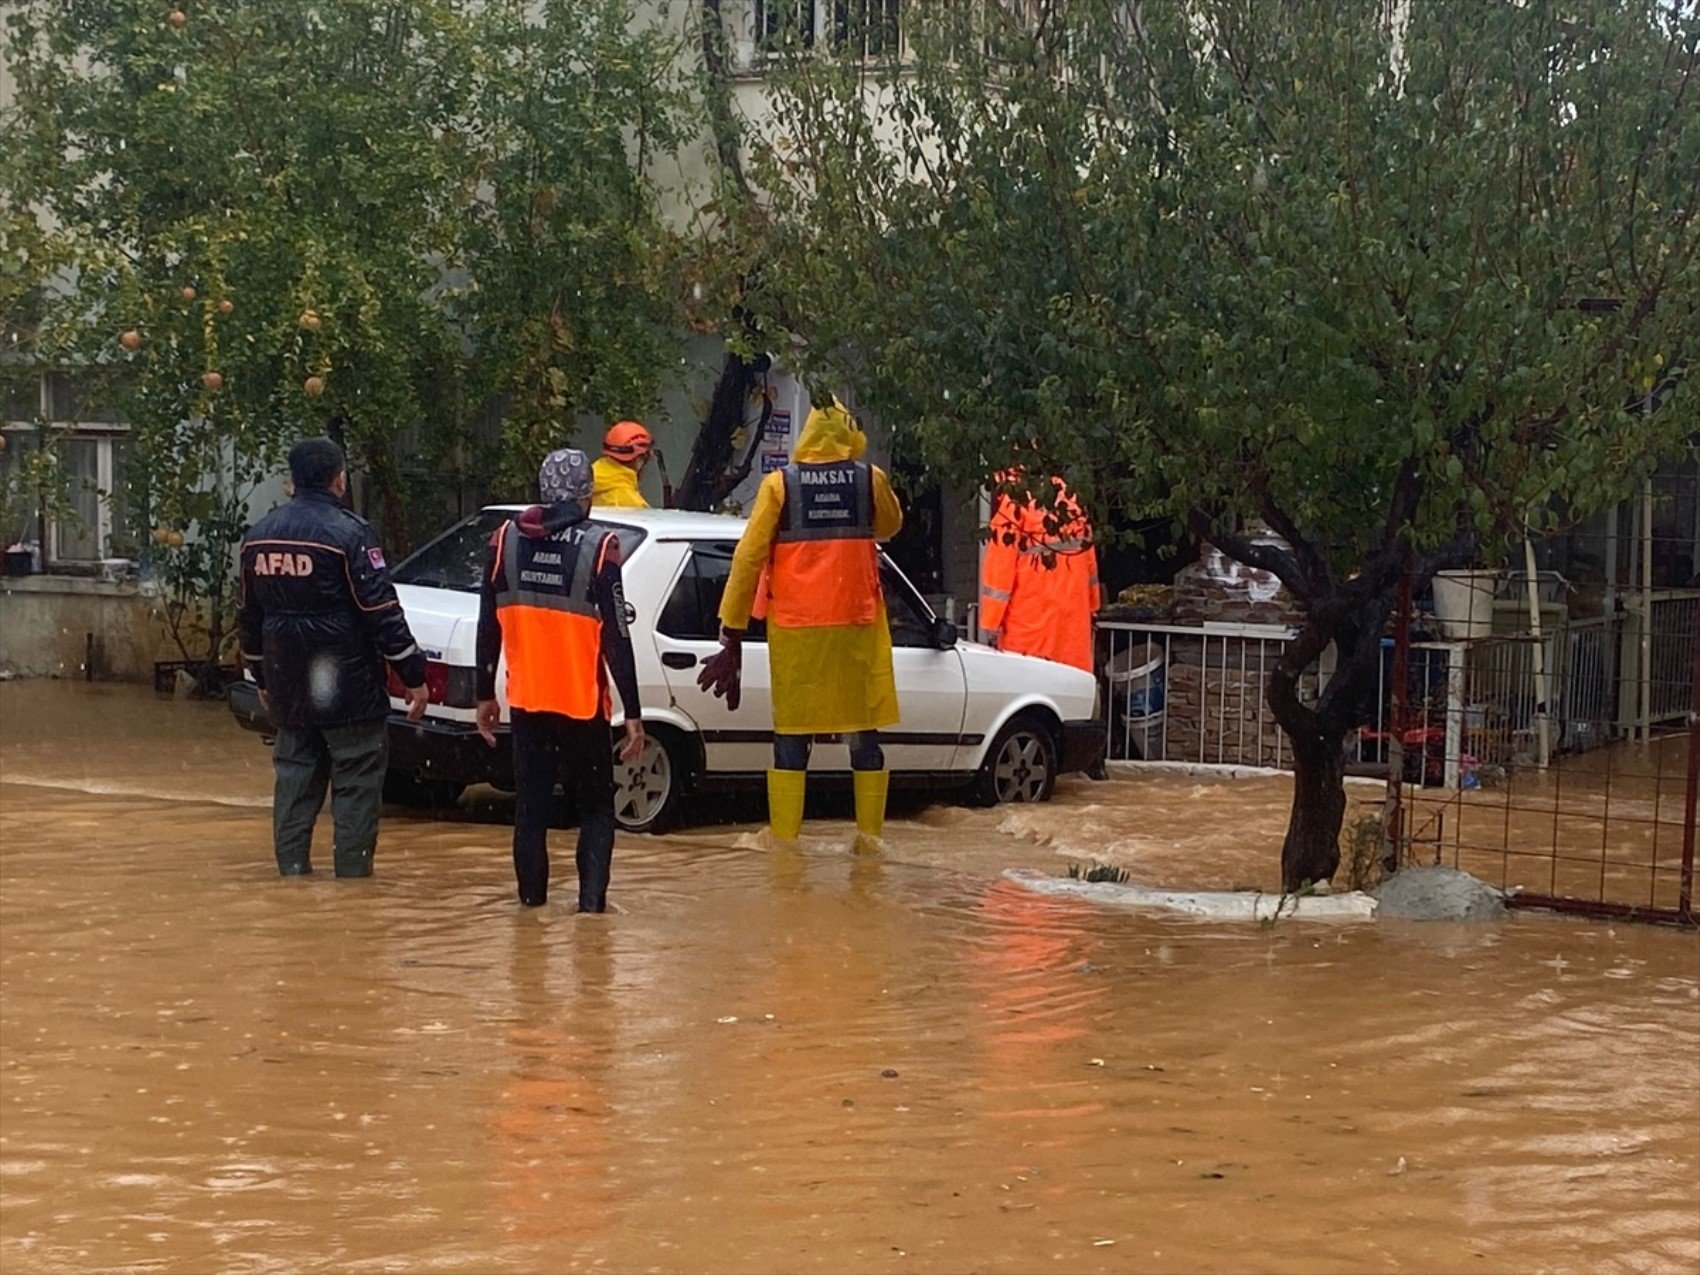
[1004,867,1379,922]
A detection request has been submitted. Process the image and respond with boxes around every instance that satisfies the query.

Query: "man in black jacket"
[237,438,429,878]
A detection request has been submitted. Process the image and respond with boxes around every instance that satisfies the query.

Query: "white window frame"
[48,430,126,567]
[2,370,131,572]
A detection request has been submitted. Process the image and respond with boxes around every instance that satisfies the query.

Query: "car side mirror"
[930,616,959,650]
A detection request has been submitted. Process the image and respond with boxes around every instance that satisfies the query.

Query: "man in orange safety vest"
[474,448,645,911]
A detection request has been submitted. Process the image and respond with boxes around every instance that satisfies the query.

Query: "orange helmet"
[603,420,653,462]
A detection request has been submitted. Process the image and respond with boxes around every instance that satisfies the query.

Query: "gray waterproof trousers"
[271,720,389,877]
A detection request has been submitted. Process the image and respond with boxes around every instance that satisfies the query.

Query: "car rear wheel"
[382,773,466,810]
[613,727,685,834]
[974,715,1058,807]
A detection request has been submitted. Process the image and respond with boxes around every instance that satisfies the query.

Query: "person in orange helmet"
[591,420,653,509]
[979,472,1101,673]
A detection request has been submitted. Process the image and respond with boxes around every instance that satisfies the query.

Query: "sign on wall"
[760,409,793,473]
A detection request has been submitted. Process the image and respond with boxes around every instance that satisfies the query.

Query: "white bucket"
[1432,570,1500,640]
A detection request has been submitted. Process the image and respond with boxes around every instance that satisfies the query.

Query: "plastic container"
[1105,640,1166,760]
[1432,570,1501,640]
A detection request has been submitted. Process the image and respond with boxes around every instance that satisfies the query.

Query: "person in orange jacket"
[474,448,645,911]
[979,473,1101,673]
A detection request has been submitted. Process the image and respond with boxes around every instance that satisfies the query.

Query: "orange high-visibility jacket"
[768,460,880,628]
[493,519,615,719]
[720,401,904,735]
[979,478,1101,673]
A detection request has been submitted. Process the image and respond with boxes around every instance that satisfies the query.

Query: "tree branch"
[1257,491,1332,596]
[697,0,750,199]
[1409,527,1479,591]
[717,374,774,500]
[1381,456,1423,548]
[1265,615,1334,747]
[1187,508,1313,603]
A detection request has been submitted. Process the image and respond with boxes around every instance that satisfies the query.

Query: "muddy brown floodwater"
[2,682,1697,1274]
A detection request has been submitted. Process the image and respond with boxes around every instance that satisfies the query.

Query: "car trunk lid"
[390,584,480,719]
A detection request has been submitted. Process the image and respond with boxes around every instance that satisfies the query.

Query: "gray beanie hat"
[538,447,593,505]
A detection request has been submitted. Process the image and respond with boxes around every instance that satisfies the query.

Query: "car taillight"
[387,661,477,709]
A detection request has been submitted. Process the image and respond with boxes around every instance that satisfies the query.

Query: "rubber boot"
[766,769,807,842]
[853,769,889,842]
[333,850,373,879]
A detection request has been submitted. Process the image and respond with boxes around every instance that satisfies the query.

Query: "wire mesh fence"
[1095,595,1698,926]
[1387,601,1697,924]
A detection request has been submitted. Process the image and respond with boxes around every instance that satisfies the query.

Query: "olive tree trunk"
[1192,473,1475,893]
[675,350,772,512]
[1267,668,1354,892]
[1261,592,1409,893]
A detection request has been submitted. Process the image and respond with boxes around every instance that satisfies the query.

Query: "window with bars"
[832,1,902,57]
[756,0,817,52]
[750,0,903,61]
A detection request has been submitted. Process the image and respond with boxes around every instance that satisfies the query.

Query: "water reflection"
[1,683,1696,1274]
[492,922,616,1251]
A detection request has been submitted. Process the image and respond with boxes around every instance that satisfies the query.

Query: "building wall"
[0,576,181,681]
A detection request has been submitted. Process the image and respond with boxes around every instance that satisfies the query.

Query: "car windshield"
[655,541,937,647]
[391,510,647,593]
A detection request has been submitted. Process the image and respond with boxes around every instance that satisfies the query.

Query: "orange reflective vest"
[767,460,880,629]
[494,520,613,719]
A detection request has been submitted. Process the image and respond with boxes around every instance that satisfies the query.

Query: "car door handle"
[662,652,698,670]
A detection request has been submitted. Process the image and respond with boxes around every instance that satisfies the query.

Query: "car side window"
[658,542,765,642]
[391,512,646,594]
[657,553,708,639]
[881,560,936,648]
[389,510,508,592]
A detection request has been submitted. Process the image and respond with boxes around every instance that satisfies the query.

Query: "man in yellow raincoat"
[697,400,903,841]
[590,420,652,509]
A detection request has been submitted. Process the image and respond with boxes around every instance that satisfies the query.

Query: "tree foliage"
[1,0,693,664]
[461,0,693,491]
[748,0,1699,886]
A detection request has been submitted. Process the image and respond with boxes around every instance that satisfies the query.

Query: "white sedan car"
[232,506,1104,832]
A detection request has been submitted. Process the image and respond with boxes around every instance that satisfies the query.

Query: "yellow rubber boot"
[766,769,807,842]
[853,769,889,842]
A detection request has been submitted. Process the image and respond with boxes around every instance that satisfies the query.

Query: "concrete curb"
[1004,867,1379,922]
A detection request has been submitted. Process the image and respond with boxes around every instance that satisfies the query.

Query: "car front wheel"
[613,727,686,834]
[974,715,1058,807]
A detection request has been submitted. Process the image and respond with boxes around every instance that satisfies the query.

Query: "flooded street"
[2,683,1697,1274]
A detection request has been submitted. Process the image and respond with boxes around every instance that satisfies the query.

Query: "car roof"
[481,505,749,540]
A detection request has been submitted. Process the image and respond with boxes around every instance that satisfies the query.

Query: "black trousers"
[510,708,615,911]
[271,720,388,878]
